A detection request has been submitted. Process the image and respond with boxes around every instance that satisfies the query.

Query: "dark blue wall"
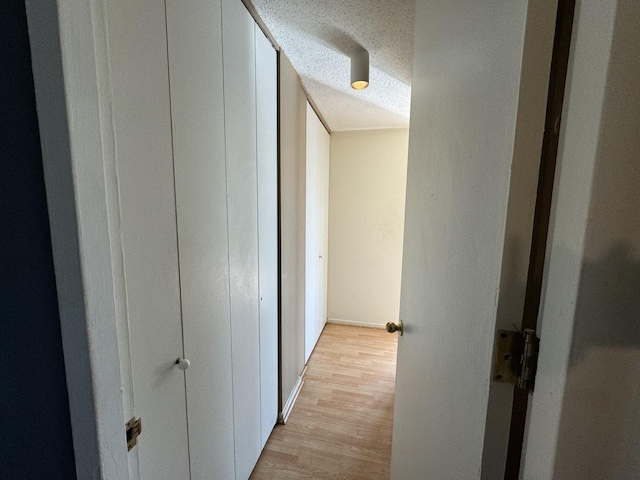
[0,1,77,479]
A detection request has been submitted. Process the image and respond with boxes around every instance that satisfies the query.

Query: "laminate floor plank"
[250,324,398,480]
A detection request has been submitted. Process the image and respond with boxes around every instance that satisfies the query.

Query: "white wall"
[327,129,408,327]
[524,1,640,478]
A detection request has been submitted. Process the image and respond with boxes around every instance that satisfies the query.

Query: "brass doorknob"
[386,320,403,336]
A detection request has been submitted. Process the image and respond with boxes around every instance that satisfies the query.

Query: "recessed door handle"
[386,320,403,336]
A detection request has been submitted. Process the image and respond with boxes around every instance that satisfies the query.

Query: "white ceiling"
[249,0,416,131]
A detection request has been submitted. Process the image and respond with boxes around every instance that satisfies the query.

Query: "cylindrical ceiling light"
[350,49,369,90]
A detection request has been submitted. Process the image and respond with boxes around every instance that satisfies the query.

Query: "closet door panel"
[305,105,330,362]
[222,0,262,477]
[104,0,190,478]
[165,1,236,479]
[255,24,279,448]
[317,111,330,358]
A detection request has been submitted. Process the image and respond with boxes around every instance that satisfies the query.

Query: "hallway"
[250,324,398,479]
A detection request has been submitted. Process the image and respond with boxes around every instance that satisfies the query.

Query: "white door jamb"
[25,1,130,478]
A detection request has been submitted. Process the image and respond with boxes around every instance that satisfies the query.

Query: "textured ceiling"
[249,0,416,131]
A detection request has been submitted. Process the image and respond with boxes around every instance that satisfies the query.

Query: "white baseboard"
[278,375,304,424]
[327,318,387,329]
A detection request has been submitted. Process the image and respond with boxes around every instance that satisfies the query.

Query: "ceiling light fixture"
[350,49,369,90]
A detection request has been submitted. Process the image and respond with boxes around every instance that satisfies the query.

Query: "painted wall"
[524,1,640,478]
[0,1,77,478]
[279,52,307,412]
[327,129,408,327]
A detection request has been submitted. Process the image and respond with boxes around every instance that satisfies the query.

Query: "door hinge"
[126,417,142,451]
[493,328,539,392]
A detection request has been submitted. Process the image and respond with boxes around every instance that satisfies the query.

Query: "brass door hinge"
[126,417,142,451]
[493,329,539,392]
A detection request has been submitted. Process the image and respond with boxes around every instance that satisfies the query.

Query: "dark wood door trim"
[503,1,576,478]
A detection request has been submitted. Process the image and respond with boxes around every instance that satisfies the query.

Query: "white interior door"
[165,1,236,478]
[390,1,532,478]
[221,0,262,477]
[304,104,330,362]
[255,23,279,449]
[105,0,190,478]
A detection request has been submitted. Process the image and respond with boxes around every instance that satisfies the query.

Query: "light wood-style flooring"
[250,323,398,479]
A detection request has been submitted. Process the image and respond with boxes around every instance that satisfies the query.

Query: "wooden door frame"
[25,1,574,478]
[25,1,131,478]
[503,1,577,477]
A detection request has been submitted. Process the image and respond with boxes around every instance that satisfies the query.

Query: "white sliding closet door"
[305,104,330,362]
[222,0,262,478]
[255,25,279,449]
[105,0,190,479]
[165,1,236,479]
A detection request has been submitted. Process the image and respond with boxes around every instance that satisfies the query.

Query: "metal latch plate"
[126,417,142,451]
